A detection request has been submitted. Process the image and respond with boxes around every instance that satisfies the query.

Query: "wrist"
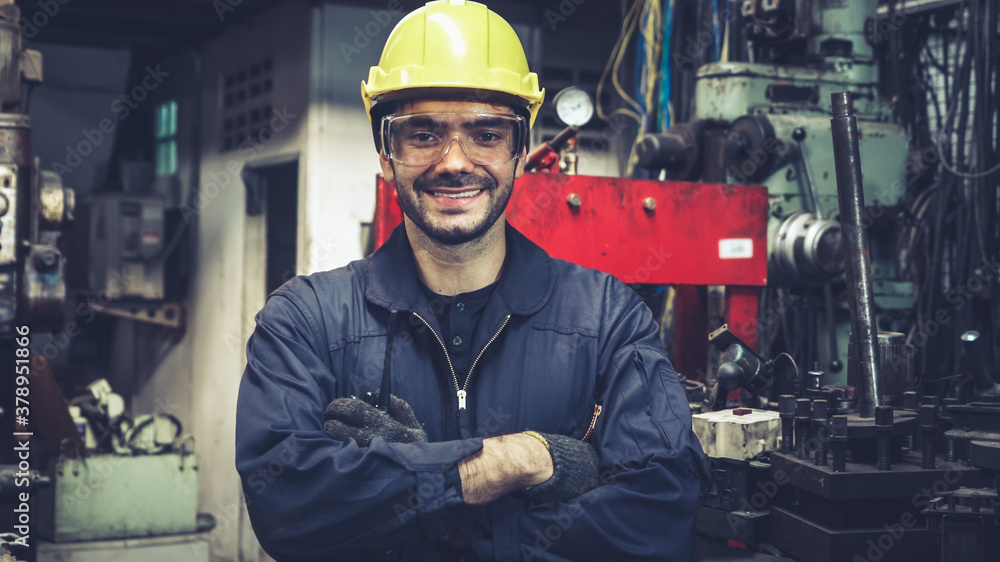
[458,432,555,504]
[516,432,554,486]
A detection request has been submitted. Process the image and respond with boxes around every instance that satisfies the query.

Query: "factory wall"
[126,2,312,560]
[306,2,397,272]
[27,44,131,196]
[120,3,404,560]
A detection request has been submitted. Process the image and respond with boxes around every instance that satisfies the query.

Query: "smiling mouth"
[429,190,483,199]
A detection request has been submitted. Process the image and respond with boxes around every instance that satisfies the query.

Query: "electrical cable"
[596,0,644,125]
[658,0,674,131]
[623,0,665,176]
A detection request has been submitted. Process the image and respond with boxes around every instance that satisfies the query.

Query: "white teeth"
[434,190,481,199]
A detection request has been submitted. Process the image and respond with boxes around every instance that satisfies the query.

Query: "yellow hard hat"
[361,0,545,127]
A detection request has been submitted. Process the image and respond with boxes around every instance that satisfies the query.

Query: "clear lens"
[383,112,525,167]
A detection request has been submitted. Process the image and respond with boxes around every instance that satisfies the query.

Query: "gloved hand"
[524,432,601,503]
[324,392,427,447]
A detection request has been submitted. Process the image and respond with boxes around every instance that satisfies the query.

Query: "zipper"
[412,312,460,400]
[581,404,603,442]
[463,314,511,396]
[411,312,511,412]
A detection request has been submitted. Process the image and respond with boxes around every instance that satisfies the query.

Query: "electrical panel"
[67,194,165,300]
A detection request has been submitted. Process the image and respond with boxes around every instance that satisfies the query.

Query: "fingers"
[323,394,427,445]
[387,395,422,428]
[368,391,423,429]
[324,397,374,422]
[323,396,427,446]
[324,418,379,447]
[380,423,428,444]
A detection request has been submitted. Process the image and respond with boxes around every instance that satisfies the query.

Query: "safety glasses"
[381,111,527,167]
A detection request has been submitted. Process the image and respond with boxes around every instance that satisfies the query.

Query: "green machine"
[37,451,199,542]
[638,0,913,390]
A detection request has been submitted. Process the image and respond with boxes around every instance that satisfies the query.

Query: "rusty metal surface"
[830,91,882,418]
[373,173,770,286]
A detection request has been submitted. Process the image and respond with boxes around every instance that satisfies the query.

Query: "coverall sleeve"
[236,289,483,561]
[462,288,708,561]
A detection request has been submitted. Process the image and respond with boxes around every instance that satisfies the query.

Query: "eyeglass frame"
[379,111,529,167]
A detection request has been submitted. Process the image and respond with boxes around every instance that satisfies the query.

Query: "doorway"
[244,158,298,296]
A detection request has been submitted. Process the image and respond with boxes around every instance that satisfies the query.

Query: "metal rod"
[823,282,842,372]
[793,127,824,219]
[830,91,882,418]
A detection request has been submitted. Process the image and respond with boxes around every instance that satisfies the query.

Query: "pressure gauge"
[553,87,594,127]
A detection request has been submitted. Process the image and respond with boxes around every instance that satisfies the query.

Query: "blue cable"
[712,0,722,62]
[660,0,674,130]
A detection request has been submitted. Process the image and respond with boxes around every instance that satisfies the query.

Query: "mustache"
[414,174,497,192]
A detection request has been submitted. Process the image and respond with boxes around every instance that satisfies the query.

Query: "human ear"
[514,146,527,179]
[379,152,395,182]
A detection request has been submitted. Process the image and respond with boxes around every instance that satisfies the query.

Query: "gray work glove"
[324,392,427,447]
[524,432,601,503]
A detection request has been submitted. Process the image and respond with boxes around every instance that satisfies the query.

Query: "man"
[236,1,706,560]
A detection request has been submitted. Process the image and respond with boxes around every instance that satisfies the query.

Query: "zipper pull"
[457,390,467,410]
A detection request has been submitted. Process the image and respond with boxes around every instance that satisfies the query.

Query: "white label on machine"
[719,238,753,259]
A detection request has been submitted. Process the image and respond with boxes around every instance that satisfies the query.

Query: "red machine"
[372,172,768,380]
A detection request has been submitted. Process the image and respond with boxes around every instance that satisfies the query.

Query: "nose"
[434,137,476,174]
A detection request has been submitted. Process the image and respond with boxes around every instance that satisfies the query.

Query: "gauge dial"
[553,87,594,127]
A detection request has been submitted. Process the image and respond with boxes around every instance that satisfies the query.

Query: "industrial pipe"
[830,91,882,418]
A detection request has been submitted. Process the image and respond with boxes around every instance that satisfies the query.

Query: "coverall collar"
[364,222,553,317]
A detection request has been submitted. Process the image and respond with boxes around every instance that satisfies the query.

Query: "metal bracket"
[88,300,184,328]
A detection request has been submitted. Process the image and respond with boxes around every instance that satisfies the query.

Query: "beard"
[395,169,512,246]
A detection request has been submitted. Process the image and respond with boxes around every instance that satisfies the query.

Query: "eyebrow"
[461,117,511,129]
[403,116,447,129]
[398,115,515,131]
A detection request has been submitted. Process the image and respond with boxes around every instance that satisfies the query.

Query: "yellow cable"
[597,0,644,124]
[611,2,643,115]
[627,0,663,175]
[720,2,729,63]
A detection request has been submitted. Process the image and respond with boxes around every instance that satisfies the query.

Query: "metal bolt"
[941,398,959,424]
[919,404,937,469]
[831,415,848,472]
[796,398,812,459]
[875,405,893,471]
[33,249,59,272]
[779,395,795,454]
[946,436,958,462]
[806,370,823,391]
[901,391,918,450]
[813,400,829,466]
[642,197,657,212]
[566,193,581,207]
